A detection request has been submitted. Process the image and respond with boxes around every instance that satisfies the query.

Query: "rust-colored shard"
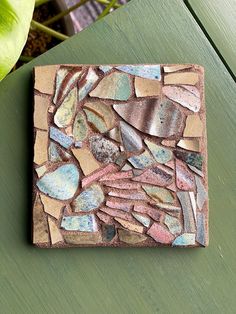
[113,99,183,137]
[147,223,175,244]
[133,204,163,222]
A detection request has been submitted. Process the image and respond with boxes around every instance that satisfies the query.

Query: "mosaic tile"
[61,214,98,232]
[90,72,132,100]
[113,99,183,137]
[36,164,79,200]
[134,77,161,97]
[144,140,172,164]
[72,184,104,212]
[33,64,208,248]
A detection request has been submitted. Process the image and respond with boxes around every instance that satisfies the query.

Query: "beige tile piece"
[34,130,48,165]
[161,139,176,147]
[72,148,100,176]
[114,217,144,233]
[34,65,58,94]
[33,194,49,244]
[35,165,47,177]
[134,77,161,97]
[40,194,63,220]
[48,216,63,245]
[64,232,102,245]
[34,95,50,130]
[177,139,200,152]
[164,72,199,85]
[163,65,192,73]
[183,115,203,137]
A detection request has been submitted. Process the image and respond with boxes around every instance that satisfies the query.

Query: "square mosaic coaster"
[33,64,208,248]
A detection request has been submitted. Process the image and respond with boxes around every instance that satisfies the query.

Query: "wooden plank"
[188,0,236,76]
[0,0,236,313]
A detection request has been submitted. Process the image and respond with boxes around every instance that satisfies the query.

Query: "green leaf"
[0,0,34,80]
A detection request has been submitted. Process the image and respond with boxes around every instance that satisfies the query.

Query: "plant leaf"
[0,0,34,80]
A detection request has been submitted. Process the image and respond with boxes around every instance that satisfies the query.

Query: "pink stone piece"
[96,211,113,224]
[166,182,177,192]
[134,204,163,222]
[165,159,175,170]
[103,181,140,190]
[176,159,195,190]
[106,198,133,212]
[147,223,175,244]
[100,207,132,220]
[108,189,149,201]
[99,170,133,181]
[132,165,173,186]
[82,164,118,187]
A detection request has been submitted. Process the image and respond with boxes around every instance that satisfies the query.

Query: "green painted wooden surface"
[188,0,236,76]
[0,0,236,313]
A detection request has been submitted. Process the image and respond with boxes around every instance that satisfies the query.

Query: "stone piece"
[115,65,161,80]
[35,165,47,177]
[121,163,133,171]
[128,150,155,169]
[34,65,58,94]
[100,170,133,181]
[163,85,200,112]
[144,140,172,164]
[114,218,144,233]
[61,214,98,231]
[84,109,107,133]
[72,184,104,212]
[54,87,77,128]
[195,176,207,210]
[147,223,175,244]
[96,211,113,224]
[34,95,50,130]
[75,141,82,148]
[155,203,181,212]
[48,141,62,162]
[183,115,203,137]
[164,72,199,85]
[72,148,100,176]
[174,150,203,170]
[134,204,163,221]
[89,72,132,100]
[188,165,203,177]
[78,67,99,100]
[50,127,73,149]
[132,213,151,227]
[113,99,183,137]
[100,207,131,220]
[82,164,118,187]
[40,194,63,220]
[163,64,192,72]
[132,165,173,186]
[172,233,196,246]
[196,212,207,246]
[106,199,132,212]
[34,130,48,165]
[33,194,49,244]
[134,77,161,97]
[177,192,196,233]
[48,217,63,245]
[161,139,176,147]
[64,232,102,245]
[73,111,88,141]
[37,164,79,200]
[108,189,148,201]
[103,181,140,190]
[177,139,200,152]
[176,159,195,190]
[120,121,143,152]
[99,65,113,73]
[106,127,122,143]
[164,214,182,235]
[90,135,119,163]
[142,185,174,203]
[102,224,116,242]
[189,191,197,221]
[118,229,147,244]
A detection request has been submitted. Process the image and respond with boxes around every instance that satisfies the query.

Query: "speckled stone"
[113,100,183,137]
[118,229,147,244]
[73,111,88,141]
[36,164,79,200]
[78,67,99,101]
[115,65,161,80]
[132,213,151,227]
[132,165,173,186]
[172,233,196,246]
[147,223,175,244]
[72,184,104,212]
[50,127,73,149]
[176,159,195,190]
[195,176,207,210]
[128,150,155,169]
[102,224,116,242]
[164,214,182,235]
[61,214,98,231]
[174,150,203,170]
[89,72,132,100]
[90,135,119,163]
[144,140,172,164]
[142,185,174,203]
[120,121,143,152]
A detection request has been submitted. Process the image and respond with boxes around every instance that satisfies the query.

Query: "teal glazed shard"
[33,64,208,248]
[72,184,104,212]
[89,72,132,100]
[36,164,79,200]
[61,214,98,232]
[115,65,161,80]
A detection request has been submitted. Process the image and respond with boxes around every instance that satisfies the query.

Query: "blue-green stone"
[174,150,203,170]
[164,214,182,235]
[144,140,172,164]
[128,150,155,169]
[196,212,206,246]
[172,233,196,246]
[102,224,116,242]
[49,142,62,162]
[73,184,104,212]
[61,214,97,232]
[115,65,161,80]
[36,164,79,200]
[132,213,151,227]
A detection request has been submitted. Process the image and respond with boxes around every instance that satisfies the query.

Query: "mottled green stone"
[73,111,88,141]
[84,109,107,133]
[142,185,174,203]
[73,184,104,212]
[164,214,182,235]
[102,224,116,242]
[128,150,155,169]
[145,140,172,164]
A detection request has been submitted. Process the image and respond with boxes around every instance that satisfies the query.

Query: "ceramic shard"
[164,72,199,85]
[115,65,161,80]
[89,72,132,100]
[78,67,99,101]
[120,121,143,152]
[64,232,102,245]
[195,176,207,210]
[114,217,144,233]
[33,194,49,244]
[183,115,203,137]
[113,99,183,137]
[34,130,48,165]
[99,170,133,181]
[50,126,73,149]
[99,65,113,73]
[163,64,192,73]
[176,159,195,190]
[82,164,118,188]
[102,224,116,242]
[177,139,200,152]
[73,111,89,141]
[72,184,104,212]
[48,142,62,162]
[142,185,174,203]
[35,165,47,177]
[72,148,100,176]
[172,233,196,246]
[196,212,207,246]
[36,164,79,200]
[106,198,132,212]
[174,150,203,171]
[40,194,63,220]
[134,77,161,97]
[164,214,182,235]
[105,127,122,143]
[132,166,173,186]
[108,189,148,201]
[48,216,63,245]
[147,223,175,244]
[133,204,163,222]
[96,211,113,224]
[177,192,196,233]
[132,213,151,227]
[103,181,140,190]
[118,229,147,244]
[128,150,155,169]
[61,214,98,232]
[34,65,58,94]
[144,139,172,164]
[90,135,119,163]
[34,95,50,130]
[100,207,131,220]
